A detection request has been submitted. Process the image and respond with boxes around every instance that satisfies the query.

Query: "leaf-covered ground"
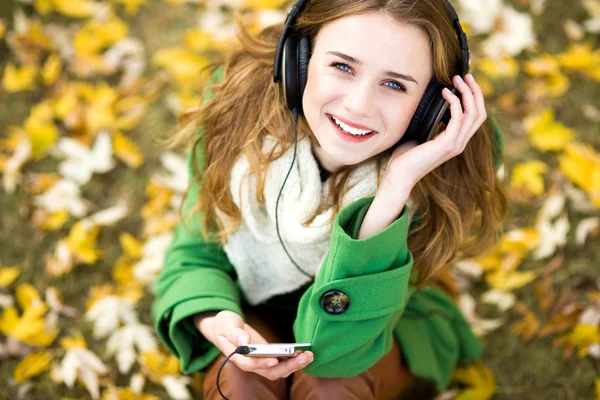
[0,0,599,399]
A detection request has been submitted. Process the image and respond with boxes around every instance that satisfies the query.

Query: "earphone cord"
[217,345,253,400]
[274,107,314,280]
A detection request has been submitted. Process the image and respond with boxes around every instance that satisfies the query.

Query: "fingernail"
[298,358,306,365]
[238,335,247,344]
[267,361,276,367]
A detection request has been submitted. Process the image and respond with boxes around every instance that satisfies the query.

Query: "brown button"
[320,290,350,314]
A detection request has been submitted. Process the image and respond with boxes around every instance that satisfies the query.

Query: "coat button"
[320,290,350,314]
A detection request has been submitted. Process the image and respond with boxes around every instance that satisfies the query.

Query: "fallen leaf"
[451,360,496,400]
[524,109,575,152]
[41,53,62,86]
[510,160,548,196]
[113,131,144,168]
[53,132,116,185]
[13,350,53,383]
[576,217,600,246]
[2,62,37,93]
[84,295,138,339]
[51,346,108,400]
[0,266,21,287]
[511,303,540,343]
[105,323,157,374]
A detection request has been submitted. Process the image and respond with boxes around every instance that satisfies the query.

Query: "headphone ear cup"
[297,35,311,109]
[403,81,440,144]
[420,87,451,142]
[282,34,300,111]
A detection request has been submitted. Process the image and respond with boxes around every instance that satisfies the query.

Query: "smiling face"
[302,10,434,172]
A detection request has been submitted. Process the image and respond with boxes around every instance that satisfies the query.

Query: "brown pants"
[203,308,422,400]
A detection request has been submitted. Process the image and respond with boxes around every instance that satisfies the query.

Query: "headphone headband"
[273,0,308,83]
[273,0,469,82]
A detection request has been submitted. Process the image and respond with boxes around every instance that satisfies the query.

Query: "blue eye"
[385,81,406,92]
[331,62,352,74]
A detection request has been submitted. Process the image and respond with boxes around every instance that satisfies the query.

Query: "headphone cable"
[217,345,253,400]
[274,106,314,280]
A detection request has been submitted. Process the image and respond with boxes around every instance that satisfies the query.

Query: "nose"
[342,78,376,117]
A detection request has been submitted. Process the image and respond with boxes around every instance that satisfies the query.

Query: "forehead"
[313,11,432,79]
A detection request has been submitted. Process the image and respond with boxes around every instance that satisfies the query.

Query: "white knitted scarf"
[217,137,401,305]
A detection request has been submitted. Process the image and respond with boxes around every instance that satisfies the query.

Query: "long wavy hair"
[171,0,508,287]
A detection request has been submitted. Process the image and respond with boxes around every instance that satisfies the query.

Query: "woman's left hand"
[380,74,488,205]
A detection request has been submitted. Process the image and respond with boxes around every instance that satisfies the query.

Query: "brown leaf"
[539,309,582,338]
[511,303,540,343]
[552,335,576,359]
[534,274,557,313]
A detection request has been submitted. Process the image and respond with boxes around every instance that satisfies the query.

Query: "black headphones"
[273,0,470,146]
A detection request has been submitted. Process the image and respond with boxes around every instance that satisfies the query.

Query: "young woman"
[151,0,507,398]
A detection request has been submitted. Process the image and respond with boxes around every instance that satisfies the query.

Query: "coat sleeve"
[294,196,414,377]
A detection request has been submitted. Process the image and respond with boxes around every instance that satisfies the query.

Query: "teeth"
[331,116,373,136]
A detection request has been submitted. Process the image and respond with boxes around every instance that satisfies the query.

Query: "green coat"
[151,67,504,393]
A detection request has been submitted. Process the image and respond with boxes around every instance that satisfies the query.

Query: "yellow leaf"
[33,0,54,15]
[119,233,143,259]
[3,63,37,93]
[59,331,87,350]
[527,72,570,99]
[559,142,600,206]
[114,96,147,131]
[142,180,173,219]
[596,378,600,400]
[102,388,160,400]
[52,85,80,122]
[524,54,561,76]
[42,209,70,230]
[511,161,548,196]
[111,0,147,16]
[557,42,600,75]
[24,120,59,161]
[52,0,100,18]
[524,109,575,152]
[0,20,6,39]
[451,360,496,400]
[16,283,43,311]
[152,47,210,88]
[0,304,58,347]
[140,349,180,382]
[477,57,519,79]
[22,101,59,160]
[80,83,120,134]
[65,221,102,264]
[13,350,53,383]
[0,266,20,287]
[24,19,55,51]
[113,131,144,168]
[42,54,63,86]
[73,17,129,57]
[569,323,600,357]
[184,30,230,52]
[244,0,287,9]
[487,269,537,291]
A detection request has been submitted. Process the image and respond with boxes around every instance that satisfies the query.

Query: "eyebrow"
[326,51,419,84]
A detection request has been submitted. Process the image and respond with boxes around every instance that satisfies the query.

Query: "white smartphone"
[244,343,312,358]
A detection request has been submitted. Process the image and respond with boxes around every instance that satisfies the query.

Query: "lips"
[327,114,377,133]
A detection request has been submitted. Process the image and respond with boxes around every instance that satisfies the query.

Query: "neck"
[311,144,341,174]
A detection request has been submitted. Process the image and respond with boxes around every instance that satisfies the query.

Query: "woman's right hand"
[193,310,314,381]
